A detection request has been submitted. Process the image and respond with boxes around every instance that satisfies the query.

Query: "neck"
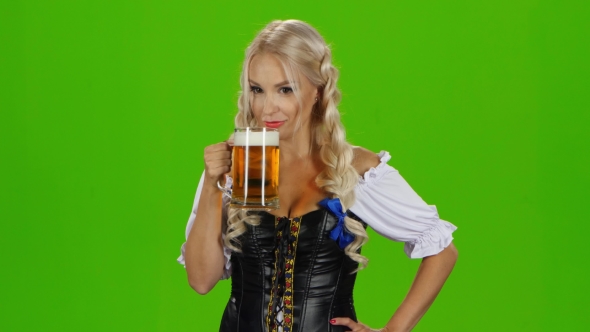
[279,127,316,164]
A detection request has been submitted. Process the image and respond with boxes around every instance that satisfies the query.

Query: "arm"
[331,243,458,332]
[332,148,458,331]
[384,242,458,331]
[184,142,232,294]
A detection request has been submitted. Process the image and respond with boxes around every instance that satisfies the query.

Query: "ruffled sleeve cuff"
[177,243,187,266]
[403,219,457,258]
[351,151,457,259]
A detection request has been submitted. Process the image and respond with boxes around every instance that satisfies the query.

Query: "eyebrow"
[249,79,297,87]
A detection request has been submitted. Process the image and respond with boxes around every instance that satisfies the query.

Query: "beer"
[231,129,279,210]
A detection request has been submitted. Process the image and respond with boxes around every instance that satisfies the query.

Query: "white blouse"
[178,151,457,279]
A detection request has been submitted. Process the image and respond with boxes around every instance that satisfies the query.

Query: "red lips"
[264,121,286,128]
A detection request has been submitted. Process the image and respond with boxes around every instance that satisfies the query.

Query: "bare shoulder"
[351,146,381,176]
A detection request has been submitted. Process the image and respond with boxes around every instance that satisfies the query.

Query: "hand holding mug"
[203,141,233,189]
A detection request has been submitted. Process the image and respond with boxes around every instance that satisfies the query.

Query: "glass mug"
[218,127,280,210]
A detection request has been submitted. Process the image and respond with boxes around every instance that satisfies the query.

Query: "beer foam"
[234,130,279,146]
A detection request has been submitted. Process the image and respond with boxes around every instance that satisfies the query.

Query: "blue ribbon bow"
[318,198,355,249]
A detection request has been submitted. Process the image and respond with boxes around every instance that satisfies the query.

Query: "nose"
[262,94,279,116]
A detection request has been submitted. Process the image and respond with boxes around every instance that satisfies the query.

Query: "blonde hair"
[224,20,369,270]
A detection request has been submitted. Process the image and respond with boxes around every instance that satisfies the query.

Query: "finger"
[205,160,232,171]
[330,317,357,329]
[205,155,232,168]
[205,142,232,153]
[205,150,231,161]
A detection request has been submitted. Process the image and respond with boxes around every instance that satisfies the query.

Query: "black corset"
[219,209,363,332]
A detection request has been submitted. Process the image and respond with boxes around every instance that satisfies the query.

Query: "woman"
[178,20,458,332]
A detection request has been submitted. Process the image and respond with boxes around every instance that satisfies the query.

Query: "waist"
[224,289,356,332]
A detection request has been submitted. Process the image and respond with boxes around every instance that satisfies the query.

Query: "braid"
[315,48,369,270]
[224,203,260,252]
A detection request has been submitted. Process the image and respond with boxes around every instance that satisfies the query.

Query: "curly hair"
[224,20,369,270]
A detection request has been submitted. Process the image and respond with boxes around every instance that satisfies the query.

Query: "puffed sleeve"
[177,172,233,279]
[350,151,457,258]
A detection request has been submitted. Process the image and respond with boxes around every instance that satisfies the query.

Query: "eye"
[250,86,263,94]
[279,87,293,94]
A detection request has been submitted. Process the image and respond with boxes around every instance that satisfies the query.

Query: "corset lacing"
[266,216,302,332]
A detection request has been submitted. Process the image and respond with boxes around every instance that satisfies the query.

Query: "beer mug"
[218,127,280,210]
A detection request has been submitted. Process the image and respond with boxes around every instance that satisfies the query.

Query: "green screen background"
[1,1,589,331]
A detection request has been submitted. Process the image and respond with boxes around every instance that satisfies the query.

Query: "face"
[248,53,318,141]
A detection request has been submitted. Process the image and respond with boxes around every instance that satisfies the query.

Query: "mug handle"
[217,180,232,199]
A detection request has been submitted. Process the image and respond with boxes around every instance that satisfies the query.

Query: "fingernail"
[330,319,336,324]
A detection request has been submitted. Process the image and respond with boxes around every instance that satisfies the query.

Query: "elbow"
[185,260,223,295]
[187,268,219,295]
[188,277,215,295]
